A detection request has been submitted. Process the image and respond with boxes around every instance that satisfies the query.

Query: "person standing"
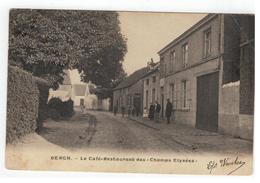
[113,105,118,116]
[165,99,173,124]
[121,106,125,117]
[148,103,155,120]
[154,101,161,123]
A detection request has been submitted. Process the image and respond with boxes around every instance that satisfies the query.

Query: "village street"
[37,109,253,155]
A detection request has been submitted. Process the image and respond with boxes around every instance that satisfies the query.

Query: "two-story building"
[158,14,254,140]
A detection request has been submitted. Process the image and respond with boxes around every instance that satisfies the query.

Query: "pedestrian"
[148,103,155,120]
[128,105,131,117]
[154,101,161,123]
[165,98,173,124]
[80,103,85,114]
[121,106,125,117]
[113,105,118,116]
[143,107,148,118]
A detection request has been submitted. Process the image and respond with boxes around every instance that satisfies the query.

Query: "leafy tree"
[9,9,127,90]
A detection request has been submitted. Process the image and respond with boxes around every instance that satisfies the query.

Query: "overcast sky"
[71,12,207,84]
[119,12,207,75]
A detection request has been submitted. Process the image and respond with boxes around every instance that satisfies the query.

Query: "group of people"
[113,105,140,118]
[144,99,173,124]
[113,98,174,124]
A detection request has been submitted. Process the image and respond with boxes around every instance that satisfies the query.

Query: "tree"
[9,9,127,90]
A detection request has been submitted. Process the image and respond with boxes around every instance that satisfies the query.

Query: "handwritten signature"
[206,156,246,175]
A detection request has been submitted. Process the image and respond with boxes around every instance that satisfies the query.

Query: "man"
[165,98,173,124]
[148,102,155,120]
[113,105,118,116]
[121,106,125,117]
[154,101,161,123]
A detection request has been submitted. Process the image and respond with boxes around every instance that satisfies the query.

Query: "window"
[181,80,191,109]
[182,43,188,68]
[146,79,149,85]
[152,88,155,103]
[204,29,211,58]
[145,90,149,108]
[152,76,156,83]
[182,80,187,108]
[170,83,177,109]
[170,50,175,73]
[160,57,165,76]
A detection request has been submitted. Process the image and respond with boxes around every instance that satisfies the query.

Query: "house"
[48,70,72,102]
[113,66,150,115]
[158,14,254,140]
[142,61,160,112]
[71,84,86,106]
[48,70,111,111]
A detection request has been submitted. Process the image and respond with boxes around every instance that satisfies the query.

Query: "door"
[196,72,219,132]
[133,94,141,116]
[80,98,84,106]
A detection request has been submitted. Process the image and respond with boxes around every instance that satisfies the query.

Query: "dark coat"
[165,101,173,117]
[148,104,155,119]
[155,104,161,113]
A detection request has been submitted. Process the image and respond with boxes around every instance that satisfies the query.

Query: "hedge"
[6,66,39,143]
[35,77,50,130]
[48,97,74,120]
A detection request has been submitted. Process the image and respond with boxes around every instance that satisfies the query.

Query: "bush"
[35,77,50,129]
[48,97,74,120]
[6,66,39,143]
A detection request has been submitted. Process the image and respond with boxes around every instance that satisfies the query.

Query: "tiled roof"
[114,67,150,90]
[73,84,86,96]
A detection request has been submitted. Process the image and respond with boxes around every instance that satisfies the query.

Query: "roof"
[114,67,150,90]
[158,14,217,55]
[62,70,71,85]
[73,84,86,96]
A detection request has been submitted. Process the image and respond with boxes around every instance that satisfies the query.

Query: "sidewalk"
[127,115,253,154]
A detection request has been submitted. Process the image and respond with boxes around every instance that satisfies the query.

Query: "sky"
[119,12,207,75]
[70,12,207,83]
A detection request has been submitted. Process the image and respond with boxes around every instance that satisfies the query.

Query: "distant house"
[48,70,110,110]
[113,66,150,115]
[48,70,72,102]
[71,84,86,106]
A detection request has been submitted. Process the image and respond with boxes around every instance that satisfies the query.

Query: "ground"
[36,109,252,155]
[5,109,253,174]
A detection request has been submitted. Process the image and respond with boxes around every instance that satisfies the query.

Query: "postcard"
[5,9,254,175]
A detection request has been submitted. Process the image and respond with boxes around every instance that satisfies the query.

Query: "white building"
[48,69,110,110]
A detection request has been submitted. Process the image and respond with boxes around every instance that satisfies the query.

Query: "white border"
[0,0,257,182]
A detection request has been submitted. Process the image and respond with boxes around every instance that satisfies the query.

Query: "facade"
[113,67,149,115]
[142,62,160,111]
[158,14,254,140]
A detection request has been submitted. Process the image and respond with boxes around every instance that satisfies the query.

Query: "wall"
[219,83,253,140]
[164,59,220,127]
[160,15,220,77]
[219,83,240,137]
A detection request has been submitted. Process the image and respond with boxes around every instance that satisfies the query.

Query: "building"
[113,66,149,115]
[158,14,254,140]
[142,62,160,112]
[48,70,110,110]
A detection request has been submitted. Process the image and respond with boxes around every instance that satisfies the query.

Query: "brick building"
[158,14,254,140]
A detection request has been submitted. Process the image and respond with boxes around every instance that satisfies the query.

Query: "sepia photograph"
[5,9,254,175]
